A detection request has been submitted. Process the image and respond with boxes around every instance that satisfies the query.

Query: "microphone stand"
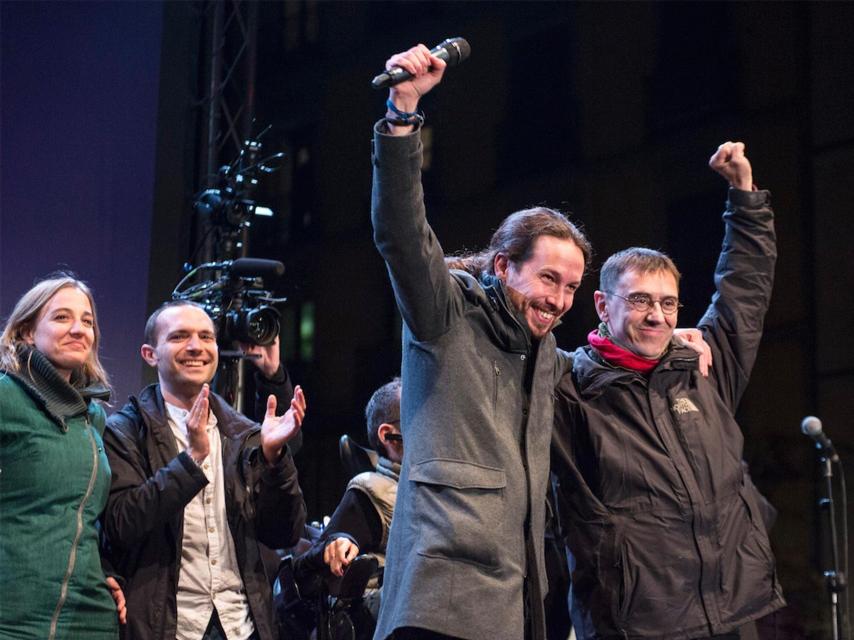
[819,452,847,639]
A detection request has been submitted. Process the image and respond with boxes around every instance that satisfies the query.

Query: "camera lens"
[241,306,280,346]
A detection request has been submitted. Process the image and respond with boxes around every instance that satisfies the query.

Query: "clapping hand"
[260,385,306,463]
[186,384,211,464]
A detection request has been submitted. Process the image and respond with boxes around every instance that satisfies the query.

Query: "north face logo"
[672,397,700,415]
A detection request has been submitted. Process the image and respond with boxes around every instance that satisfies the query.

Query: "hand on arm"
[709,141,754,191]
[384,44,446,135]
[105,576,127,625]
[261,385,306,464]
[323,537,361,577]
[673,328,712,377]
[186,384,211,464]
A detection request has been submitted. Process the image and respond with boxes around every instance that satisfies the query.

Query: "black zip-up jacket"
[552,188,785,638]
[103,384,306,640]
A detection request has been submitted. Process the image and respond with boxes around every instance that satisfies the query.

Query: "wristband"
[386,99,420,120]
[385,114,424,128]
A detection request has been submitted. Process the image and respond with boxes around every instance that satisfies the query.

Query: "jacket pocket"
[409,458,506,570]
[715,486,777,619]
[606,515,704,634]
[742,485,776,567]
[229,441,257,521]
[616,530,632,621]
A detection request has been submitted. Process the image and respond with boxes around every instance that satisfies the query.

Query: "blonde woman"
[0,274,123,639]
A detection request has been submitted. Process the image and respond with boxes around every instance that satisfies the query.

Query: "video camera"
[174,125,288,349]
[172,258,286,347]
[194,130,285,233]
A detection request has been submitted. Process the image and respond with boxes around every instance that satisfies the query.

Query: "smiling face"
[26,286,95,380]
[141,304,218,407]
[595,268,679,359]
[495,235,586,339]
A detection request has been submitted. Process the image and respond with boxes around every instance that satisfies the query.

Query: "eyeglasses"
[385,433,403,443]
[605,292,683,315]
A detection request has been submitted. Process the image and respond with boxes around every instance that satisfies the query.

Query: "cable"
[837,460,850,640]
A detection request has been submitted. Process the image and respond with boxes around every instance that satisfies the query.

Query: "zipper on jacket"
[48,415,100,640]
[519,349,534,574]
[492,361,501,409]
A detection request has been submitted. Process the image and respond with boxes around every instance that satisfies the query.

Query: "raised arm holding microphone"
[370,44,591,640]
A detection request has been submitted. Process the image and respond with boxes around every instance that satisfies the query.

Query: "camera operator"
[102,300,307,640]
[240,336,303,455]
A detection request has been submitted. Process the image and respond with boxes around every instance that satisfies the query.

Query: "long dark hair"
[446,207,592,276]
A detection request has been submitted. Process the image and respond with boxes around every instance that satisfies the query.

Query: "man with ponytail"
[371,44,591,640]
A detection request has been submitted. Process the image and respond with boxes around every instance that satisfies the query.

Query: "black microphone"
[801,416,840,463]
[227,258,285,280]
[372,37,471,89]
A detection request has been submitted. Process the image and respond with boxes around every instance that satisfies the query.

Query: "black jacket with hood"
[552,188,785,638]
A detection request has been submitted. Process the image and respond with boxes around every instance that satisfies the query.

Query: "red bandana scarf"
[587,326,660,374]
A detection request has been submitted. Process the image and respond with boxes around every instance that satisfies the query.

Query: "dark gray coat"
[371,123,555,640]
[552,189,785,638]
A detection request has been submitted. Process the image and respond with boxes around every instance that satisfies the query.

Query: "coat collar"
[8,345,109,431]
[572,340,699,398]
[376,456,401,482]
[132,383,258,441]
[477,272,562,354]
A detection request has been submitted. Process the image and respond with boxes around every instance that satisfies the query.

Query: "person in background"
[297,377,403,578]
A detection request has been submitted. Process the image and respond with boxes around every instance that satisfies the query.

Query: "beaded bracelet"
[386,99,424,126]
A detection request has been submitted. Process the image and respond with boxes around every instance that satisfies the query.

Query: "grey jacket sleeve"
[371,122,463,342]
[553,348,574,388]
[699,187,777,411]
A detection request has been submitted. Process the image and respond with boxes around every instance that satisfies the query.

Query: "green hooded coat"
[0,348,117,640]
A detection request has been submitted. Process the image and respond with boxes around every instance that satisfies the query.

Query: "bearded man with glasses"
[551,142,785,639]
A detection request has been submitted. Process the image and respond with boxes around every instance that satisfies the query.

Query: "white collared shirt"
[166,402,255,640]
